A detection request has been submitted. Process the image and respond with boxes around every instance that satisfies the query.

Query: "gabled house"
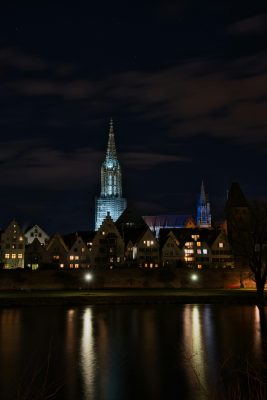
[126,227,159,268]
[171,228,212,269]
[45,234,68,268]
[91,213,124,268]
[24,224,49,245]
[25,238,47,270]
[66,234,91,269]
[0,219,25,268]
[160,230,183,267]
[209,230,234,268]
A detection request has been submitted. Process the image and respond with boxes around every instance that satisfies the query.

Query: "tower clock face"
[106,160,113,169]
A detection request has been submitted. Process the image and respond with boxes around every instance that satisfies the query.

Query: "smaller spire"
[199,180,207,204]
[197,181,211,228]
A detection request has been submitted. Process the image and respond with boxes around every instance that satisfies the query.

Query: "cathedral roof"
[143,214,193,229]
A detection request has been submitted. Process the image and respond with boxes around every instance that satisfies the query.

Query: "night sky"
[1,1,267,233]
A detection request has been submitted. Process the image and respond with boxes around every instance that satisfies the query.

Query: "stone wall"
[0,267,257,290]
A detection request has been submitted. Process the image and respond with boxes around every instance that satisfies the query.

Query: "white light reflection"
[253,306,261,357]
[80,307,95,398]
[183,305,208,399]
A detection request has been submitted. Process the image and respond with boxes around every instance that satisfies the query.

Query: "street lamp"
[85,273,93,282]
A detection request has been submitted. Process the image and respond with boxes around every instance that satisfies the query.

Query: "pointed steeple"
[197,181,212,228]
[199,180,206,205]
[106,118,117,161]
[95,119,127,230]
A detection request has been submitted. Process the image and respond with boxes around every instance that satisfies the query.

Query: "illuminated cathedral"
[95,119,127,230]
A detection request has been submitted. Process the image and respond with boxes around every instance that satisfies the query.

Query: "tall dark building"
[224,182,249,244]
[95,120,127,230]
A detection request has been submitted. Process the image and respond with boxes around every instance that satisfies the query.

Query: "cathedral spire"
[199,180,206,205]
[95,120,127,230]
[106,118,117,161]
[197,181,212,228]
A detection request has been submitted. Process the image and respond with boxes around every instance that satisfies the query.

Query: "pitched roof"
[63,231,96,248]
[225,182,248,209]
[116,207,148,230]
[122,227,150,246]
[159,227,214,248]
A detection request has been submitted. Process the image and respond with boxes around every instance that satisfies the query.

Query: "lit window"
[143,240,146,244]
[150,263,153,268]
[81,247,85,252]
[70,264,73,268]
[60,264,64,268]
[12,254,16,259]
[184,256,194,262]
[117,257,120,262]
[151,240,154,245]
[70,255,74,260]
[197,249,202,255]
[203,249,208,255]
[219,242,224,248]
[191,235,199,240]
[185,249,194,254]
[197,242,201,247]
[19,236,23,241]
[102,231,105,235]
[185,242,194,248]
[197,264,202,269]
[74,264,79,269]
[75,256,79,260]
[18,254,23,259]
[5,254,10,259]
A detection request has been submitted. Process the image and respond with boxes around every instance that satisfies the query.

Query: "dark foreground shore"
[0,289,265,306]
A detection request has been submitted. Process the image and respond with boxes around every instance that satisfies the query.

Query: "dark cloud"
[121,152,190,169]
[3,47,267,147]
[227,14,267,36]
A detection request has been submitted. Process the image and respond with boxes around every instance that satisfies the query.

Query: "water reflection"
[80,307,95,399]
[183,305,209,399]
[0,309,21,396]
[0,305,266,400]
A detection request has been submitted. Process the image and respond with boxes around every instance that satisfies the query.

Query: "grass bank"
[0,288,265,306]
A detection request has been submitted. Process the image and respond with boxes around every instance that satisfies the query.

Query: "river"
[0,304,266,400]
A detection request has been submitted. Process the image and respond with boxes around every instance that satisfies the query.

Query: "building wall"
[1,220,25,268]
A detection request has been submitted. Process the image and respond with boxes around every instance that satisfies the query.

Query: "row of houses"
[0,208,234,270]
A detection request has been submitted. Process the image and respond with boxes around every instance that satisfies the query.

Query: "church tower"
[197,181,212,228]
[95,120,127,230]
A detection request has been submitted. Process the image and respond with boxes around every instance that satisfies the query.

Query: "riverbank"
[0,289,265,306]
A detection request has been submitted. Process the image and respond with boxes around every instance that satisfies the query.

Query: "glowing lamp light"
[85,273,93,282]
[191,274,198,281]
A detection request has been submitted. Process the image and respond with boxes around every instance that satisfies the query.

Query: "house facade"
[1,219,25,268]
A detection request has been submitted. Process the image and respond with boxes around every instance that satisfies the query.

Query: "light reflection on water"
[81,308,95,399]
[0,304,266,400]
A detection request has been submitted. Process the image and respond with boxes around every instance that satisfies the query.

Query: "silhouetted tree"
[228,201,267,306]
